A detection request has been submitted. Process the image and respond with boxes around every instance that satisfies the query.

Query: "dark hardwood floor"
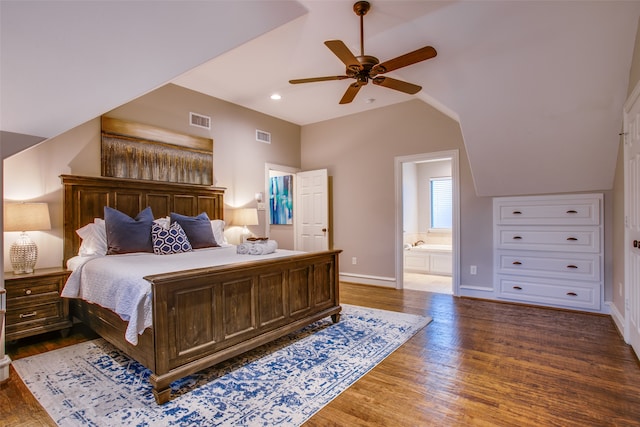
[2,283,640,426]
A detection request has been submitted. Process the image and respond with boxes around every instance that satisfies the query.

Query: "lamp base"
[10,232,38,274]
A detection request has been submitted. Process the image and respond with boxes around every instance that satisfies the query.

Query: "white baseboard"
[457,285,495,299]
[608,301,627,342]
[339,273,396,288]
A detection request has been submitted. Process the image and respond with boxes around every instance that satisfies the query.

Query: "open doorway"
[395,150,460,295]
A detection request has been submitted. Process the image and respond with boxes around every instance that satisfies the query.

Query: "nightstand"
[4,267,72,341]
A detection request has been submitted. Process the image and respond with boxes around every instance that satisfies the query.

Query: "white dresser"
[493,194,603,311]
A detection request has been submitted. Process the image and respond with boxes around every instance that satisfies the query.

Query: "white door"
[625,91,640,357]
[295,169,329,251]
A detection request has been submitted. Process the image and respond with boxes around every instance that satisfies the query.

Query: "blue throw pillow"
[104,206,154,255]
[170,212,218,249]
[152,222,192,255]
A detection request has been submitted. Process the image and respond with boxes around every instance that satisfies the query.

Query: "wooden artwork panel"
[101,117,214,186]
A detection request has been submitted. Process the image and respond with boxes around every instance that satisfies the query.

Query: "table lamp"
[234,208,259,242]
[4,202,51,274]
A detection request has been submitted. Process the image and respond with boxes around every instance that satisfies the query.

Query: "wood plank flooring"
[2,283,640,426]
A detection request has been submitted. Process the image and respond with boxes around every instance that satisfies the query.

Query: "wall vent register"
[256,130,271,144]
[189,112,211,130]
[493,193,603,312]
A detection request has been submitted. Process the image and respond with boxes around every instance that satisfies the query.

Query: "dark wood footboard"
[146,249,341,403]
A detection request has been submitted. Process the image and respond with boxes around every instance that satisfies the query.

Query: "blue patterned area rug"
[13,304,431,427]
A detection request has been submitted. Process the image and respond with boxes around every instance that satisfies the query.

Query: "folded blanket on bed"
[237,240,278,255]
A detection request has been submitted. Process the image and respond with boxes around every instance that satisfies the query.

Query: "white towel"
[248,240,277,255]
[236,243,252,254]
[237,240,278,255]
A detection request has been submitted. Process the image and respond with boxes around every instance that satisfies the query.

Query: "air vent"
[256,129,271,144]
[190,112,211,130]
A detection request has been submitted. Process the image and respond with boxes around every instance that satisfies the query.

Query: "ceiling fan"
[289,0,437,104]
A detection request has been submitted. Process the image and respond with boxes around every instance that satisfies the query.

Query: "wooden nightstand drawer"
[6,301,63,329]
[6,278,61,300]
[4,267,72,341]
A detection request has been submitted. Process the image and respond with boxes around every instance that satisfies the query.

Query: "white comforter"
[62,245,301,345]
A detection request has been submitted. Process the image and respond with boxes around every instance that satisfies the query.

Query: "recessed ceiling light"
[270,94,282,100]
[366,98,376,104]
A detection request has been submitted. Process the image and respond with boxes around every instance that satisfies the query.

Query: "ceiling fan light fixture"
[288,1,437,104]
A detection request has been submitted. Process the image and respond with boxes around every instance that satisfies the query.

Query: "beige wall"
[3,84,301,270]
[301,99,494,289]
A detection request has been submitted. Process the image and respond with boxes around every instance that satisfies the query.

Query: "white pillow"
[76,218,107,256]
[153,216,170,229]
[211,220,228,245]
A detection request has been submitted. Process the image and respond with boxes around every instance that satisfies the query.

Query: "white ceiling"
[2,1,640,197]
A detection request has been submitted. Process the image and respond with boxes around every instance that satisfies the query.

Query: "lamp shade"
[4,202,51,232]
[234,208,259,226]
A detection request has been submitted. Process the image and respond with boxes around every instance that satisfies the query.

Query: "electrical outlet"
[470,265,477,275]
[352,257,357,265]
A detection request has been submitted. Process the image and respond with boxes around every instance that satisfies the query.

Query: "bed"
[61,174,342,404]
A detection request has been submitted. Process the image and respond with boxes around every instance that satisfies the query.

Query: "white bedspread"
[62,245,301,345]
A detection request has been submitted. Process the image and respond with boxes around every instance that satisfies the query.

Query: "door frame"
[623,81,640,348]
[394,149,460,295]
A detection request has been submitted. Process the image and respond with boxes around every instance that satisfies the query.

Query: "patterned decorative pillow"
[152,222,193,255]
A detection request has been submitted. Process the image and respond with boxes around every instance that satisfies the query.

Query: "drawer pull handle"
[512,210,522,215]
[566,210,578,214]
[566,292,578,297]
[513,236,523,240]
[512,261,522,265]
[19,311,37,319]
[567,265,578,269]
[25,289,32,295]
[566,237,578,241]
[513,286,523,290]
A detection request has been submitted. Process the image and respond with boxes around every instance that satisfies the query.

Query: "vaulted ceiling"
[2,1,639,196]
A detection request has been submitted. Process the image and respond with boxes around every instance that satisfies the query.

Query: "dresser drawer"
[497,252,600,281]
[497,275,600,310]
[496,226,600,253]
[495,197,600,225]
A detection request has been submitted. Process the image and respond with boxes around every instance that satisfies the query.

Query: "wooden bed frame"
[61,175,341,404]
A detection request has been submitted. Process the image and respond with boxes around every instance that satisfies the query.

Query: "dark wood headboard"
[61,175,225,265]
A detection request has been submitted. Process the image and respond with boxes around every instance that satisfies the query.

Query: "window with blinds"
[430,177,452,229]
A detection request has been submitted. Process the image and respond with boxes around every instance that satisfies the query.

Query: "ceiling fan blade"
[325,40,362,71]
[372,76,421,94]
[371,46,437,76]
[289,76,349,84]
[339,82,365,104]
